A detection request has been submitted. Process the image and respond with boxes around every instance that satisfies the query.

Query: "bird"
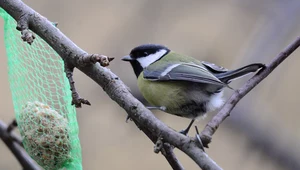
[122,44,264,135]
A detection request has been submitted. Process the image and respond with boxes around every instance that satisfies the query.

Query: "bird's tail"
[216,63,265,83]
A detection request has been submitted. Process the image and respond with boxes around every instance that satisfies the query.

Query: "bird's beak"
[121,55,134,61]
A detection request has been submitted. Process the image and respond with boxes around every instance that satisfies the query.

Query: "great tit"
[122,44,264,134]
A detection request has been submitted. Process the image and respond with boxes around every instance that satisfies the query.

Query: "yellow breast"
[137,73,186,110]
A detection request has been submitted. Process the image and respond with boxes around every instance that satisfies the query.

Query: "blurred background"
[1,0,300,169]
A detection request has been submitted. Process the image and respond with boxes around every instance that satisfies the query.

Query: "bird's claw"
[146,106,166,111]
[179,119,195,136]
[195,126,205,151]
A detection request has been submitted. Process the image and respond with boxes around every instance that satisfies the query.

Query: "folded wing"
[144,62,227,87]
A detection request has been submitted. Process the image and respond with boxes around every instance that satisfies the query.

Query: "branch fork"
[13,10,114,108]
[64,54,114,108]
[199,36,300,147]
[0,120,40,170]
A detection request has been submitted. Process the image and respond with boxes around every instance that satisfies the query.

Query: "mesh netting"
[0,8,82,170]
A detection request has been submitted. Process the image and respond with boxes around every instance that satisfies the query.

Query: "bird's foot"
[147,106,166,111]
[179,119,195,135]
[195,126,205,151]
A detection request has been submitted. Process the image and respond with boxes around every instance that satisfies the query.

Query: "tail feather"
[216,63,265,83]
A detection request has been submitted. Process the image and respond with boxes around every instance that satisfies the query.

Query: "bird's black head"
[129,44,169,59]
[122,44,170,77]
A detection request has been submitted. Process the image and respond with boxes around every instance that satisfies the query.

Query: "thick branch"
[0,120,40,170]
[200,36,300,146]
[0,0,221,169]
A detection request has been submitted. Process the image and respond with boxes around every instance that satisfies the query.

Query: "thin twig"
[6,119,23,147]
[6,119,17,133]
[161,143,185,170]
[0,120,40,170]
[64,62,91,108]
[9,132,23,147]
[138,125,185,170]
[64,54,113,107]
[77,54,114,67]
[200,36,300,146]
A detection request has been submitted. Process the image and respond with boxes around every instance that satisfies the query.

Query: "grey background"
[0,0,300,169]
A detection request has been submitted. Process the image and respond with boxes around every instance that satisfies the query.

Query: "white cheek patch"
[137,49,167,68]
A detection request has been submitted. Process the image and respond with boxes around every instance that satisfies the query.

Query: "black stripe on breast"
[179,101,207,118]
[130,60,143,78]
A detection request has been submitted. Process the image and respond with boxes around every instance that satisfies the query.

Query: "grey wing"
[201,61,229,73]
[144,62,227,87]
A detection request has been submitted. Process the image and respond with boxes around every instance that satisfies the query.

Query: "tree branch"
[161,143,185,170]
[0,120,40,170]
[153,136,184,170]
[0,0,221,169]
[200,36,300,147]
[1,0,298,169]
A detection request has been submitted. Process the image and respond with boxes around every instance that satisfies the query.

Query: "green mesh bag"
[0,8,82,170]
